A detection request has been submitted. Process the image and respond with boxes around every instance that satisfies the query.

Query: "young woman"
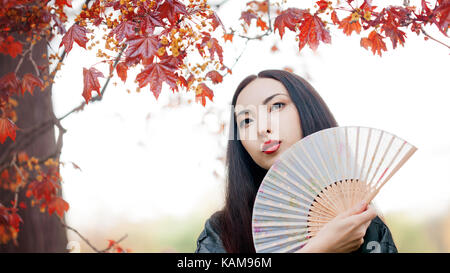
[195,69,398,253]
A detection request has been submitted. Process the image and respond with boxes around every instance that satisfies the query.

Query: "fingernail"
[359,201,367,208]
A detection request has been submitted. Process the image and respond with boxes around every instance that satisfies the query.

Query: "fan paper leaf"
[252,126,417,253]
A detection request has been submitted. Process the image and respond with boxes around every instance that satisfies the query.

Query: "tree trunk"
[0,36,68,252]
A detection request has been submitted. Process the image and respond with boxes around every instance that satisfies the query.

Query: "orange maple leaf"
[360,31,387,56]
[298,13,331,51]
[223,33,234,43]
[195,83,214,107]
[338,15,362,36]
[256,17,269,31]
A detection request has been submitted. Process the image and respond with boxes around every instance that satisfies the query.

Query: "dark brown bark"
[0,36,68,252]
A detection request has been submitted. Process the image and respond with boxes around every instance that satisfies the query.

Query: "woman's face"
[235,77,303,170]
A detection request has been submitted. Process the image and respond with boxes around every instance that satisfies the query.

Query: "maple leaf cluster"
[0,152,69,245]
[0,202,23,246]
[0,0,231,248]
[56,0,229,106]
[266,0,449,56]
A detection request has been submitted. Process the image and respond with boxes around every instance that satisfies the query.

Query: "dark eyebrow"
[236,93,287,118]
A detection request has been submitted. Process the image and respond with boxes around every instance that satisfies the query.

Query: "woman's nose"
[258,116,272,137]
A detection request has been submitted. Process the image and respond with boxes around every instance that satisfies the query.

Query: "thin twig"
[58,217,101,253]
[420,26,450,50]
[99,234,129,253]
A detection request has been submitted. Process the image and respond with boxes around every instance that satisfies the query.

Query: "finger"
[340,201,368,218]
[354,206,377,224]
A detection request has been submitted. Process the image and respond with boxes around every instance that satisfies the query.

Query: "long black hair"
[213,69,338,253]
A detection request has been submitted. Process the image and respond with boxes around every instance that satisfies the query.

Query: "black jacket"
[195,211,398,253]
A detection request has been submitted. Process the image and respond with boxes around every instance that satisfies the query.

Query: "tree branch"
[420,26,450,50]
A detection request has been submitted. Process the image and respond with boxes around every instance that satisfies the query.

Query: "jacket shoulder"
[358,215,398,253]
[195,211,227,253]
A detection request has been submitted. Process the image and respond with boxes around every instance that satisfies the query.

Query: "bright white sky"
[50,0,450,230]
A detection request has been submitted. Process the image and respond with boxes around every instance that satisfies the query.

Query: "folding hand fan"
[252,126,417,253]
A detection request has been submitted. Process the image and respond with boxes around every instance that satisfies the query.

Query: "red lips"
[261,140,281,154]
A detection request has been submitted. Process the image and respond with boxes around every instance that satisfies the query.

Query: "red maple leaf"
[116,62,128,82]
[47,196,69,218]
[55,0,72,8]
[195,83,214,107]
[59,24,89,54]
[82,67,104,104]
[197,32,224,64]
[141,13,164,35]
[109,20,137,42]
[274,8,308,39]
[0,36,23,58]
[240,10,258,26]
[205,70,223,84]
[26,177,59,203]
[316,0,329,12]
[125,35,160,64]
[434,0,450,35]
[136,61,178,99]
[21,73,44,95]
[0,72,20,102]
[157,0,187,25]
[382,24,406,49]
[0,118,18,144]
[360,30,387,56]
[298,13,331,51]
[209,11,225,31]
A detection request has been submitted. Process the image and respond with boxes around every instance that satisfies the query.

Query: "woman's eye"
[271,102,285,111]
[240,118,252,128]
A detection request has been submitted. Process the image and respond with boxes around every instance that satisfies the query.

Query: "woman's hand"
[297,201,377,253]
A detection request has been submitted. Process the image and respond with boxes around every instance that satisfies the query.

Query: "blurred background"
[47,0,450,252]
